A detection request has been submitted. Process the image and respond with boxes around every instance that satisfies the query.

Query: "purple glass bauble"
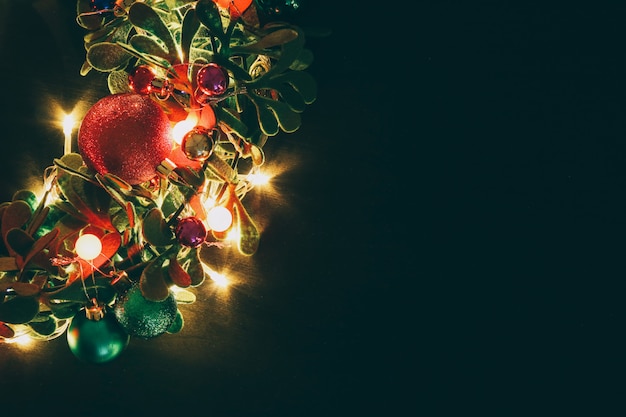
[196,63,228,96]
[175,217,207,247]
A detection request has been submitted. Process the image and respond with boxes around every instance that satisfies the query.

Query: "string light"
[0,0,317,360]
[206,206,233,232]
[75,234,103,261]
[62,113,75,155]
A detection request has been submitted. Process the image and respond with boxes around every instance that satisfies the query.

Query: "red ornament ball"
[78,93,173,184]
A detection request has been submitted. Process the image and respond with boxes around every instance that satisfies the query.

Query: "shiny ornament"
[175,216,207,247]
[181,127,216,161]
[77,93,173,184]
[114,285,178,339]
[196,63,229,97]
[67,306,130,364]
[215,0,253,18]
[129,65,157,95]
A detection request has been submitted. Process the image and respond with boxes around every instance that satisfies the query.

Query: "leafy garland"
[0,0,316,343]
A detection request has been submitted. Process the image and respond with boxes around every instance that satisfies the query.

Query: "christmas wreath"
[0,0,316,363]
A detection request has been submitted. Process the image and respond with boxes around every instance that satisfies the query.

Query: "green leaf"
[6,228,34,258]
[142,208,175,247]
[12,190,38,211]
[254,94,302,133]
[233,198,259,256]
[0,257,18,271]
[128,2,179,63]
[167,256,191,288]
[0,282,40,297]
[195,0,225,42]
[233,28,299,53]
[0,296,39,324]
[179,248,205,286]
[215,106,249,138]
[45,276,116,304]
[48,302,81,319]
[166,309,184,334]
[0,322,14,338]
[129,34,174,62]
[22,229,59,271]
[181,7,201,63]
[262,70,317,105]
[140,258,170,301]
[28,316,56,336]
[2,200,32,235]
[87,42,133,72]
[108,70,133,94]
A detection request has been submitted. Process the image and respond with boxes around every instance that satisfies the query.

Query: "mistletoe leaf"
[140,258,170,301]
[2,200,32,234]
[22,228,59,271]
[0,322,14,338]
[0,257,18,271]
[232,194,259,256]
[215,106,249,138]
[116,42,174,70]
[167,256,192,288]
[45,276,115,304]
[233,28,299,53]
[48,302,81,319]
[129,34,175,63]
[142,208,175,247]
[0,296,39,324]
[28,316,57,336]
[6,228,34,259]
[166,309,184,334]
[128,2,179,63]
[87,42,133,72]
[179,248,205,286]
[195,0,225,42]
[8,282,41,297]
[181,7,201,62]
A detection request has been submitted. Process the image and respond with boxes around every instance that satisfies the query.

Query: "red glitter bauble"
[78,93,173,184]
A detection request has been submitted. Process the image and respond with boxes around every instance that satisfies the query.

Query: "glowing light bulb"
[62,113,75,155]
[206,206,233,232]
[75,234,102,261]
[247,172,271,186]
[211,271,229,288]
[172,114,198,145]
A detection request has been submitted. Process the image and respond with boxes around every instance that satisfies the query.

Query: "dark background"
[2,1,626,416]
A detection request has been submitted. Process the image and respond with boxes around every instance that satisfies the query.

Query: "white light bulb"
[75,234,102,261]
[206,206,233,232]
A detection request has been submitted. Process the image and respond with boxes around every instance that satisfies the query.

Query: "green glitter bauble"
[113,285,178,339]
[67,310,130,364]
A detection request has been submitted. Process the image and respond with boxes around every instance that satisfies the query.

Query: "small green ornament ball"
[67,311,130,364]
[113,285,178,339]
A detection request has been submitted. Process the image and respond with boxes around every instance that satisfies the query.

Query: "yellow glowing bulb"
[62,113,76,155]
[172,117,198,145]
[247,172,271,186]
[210,271,229,288]
[62,114,75,136]
[75,234,102,261]
[207,206,233,232]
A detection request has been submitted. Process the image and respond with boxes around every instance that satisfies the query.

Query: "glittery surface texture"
[114,285,178,339]
[78,93,173,184]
